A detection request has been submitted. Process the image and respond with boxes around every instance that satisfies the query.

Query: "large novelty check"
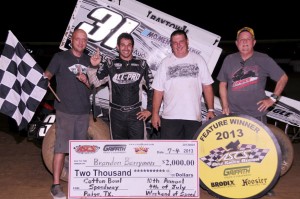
[69,140,199,198]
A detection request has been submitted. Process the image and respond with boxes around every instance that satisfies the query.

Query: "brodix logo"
[211,180,235,188]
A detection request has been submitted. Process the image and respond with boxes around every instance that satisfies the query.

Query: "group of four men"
[44,27,288,199]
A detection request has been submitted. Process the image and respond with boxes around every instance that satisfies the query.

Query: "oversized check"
[69,140,199,198]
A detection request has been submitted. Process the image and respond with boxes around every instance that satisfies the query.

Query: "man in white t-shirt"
[151,29,215,139]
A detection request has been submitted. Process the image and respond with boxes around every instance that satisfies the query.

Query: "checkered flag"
[0,30,48,130]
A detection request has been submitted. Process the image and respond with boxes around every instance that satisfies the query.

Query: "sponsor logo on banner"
[223,166,251,177]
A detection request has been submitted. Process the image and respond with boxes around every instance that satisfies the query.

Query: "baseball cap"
[237,27,255,38]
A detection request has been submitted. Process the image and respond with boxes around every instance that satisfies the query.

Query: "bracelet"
[271,94,279,101]
[208,109,215,112]
[270,96,276,102]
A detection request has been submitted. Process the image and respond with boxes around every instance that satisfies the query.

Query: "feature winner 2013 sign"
[195,114,281,199]
[69,140,199,198]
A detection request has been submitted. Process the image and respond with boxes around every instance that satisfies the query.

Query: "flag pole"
[48,84,61,102]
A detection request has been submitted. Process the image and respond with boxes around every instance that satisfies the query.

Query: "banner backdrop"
[60,0,222,75]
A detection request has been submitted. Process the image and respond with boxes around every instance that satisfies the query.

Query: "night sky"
[1,0,299,42]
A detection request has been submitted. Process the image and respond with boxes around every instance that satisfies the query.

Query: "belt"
[109,102,142,112]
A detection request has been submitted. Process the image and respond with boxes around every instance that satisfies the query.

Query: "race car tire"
[42,114,110,181]
[267,124,294,176]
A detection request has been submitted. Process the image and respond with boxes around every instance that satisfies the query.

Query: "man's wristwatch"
[270,94,279,102]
